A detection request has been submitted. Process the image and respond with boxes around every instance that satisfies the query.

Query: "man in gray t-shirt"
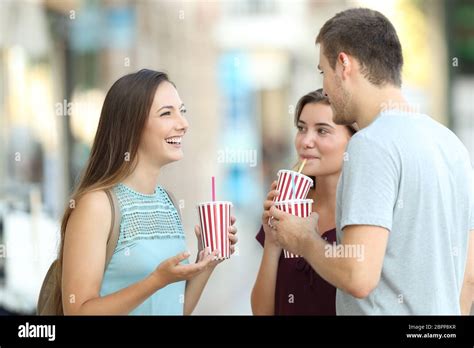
[335,111,473,314]
[269,8,474,314]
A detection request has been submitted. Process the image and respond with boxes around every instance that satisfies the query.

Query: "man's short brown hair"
[316,8,403,87]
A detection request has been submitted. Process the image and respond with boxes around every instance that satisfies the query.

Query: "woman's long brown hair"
[54,69,172,313]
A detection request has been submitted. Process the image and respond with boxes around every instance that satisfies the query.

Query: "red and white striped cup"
[275,170,313,202]
[197,201,233,260]
[273,199,313,258]
[268,170,313,226]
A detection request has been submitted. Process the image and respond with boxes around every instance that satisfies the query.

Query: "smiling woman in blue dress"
[59,69,238,315]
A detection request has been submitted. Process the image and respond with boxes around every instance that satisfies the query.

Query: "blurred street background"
[0,0,473,315]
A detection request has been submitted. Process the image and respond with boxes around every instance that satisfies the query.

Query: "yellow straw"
[297,159,307,173]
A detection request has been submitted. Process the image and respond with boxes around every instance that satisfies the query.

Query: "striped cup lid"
[197,201,233,208]
[277,170,314,187]
[274,198,314,206]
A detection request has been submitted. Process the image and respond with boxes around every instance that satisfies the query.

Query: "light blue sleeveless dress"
[99,183,188,315]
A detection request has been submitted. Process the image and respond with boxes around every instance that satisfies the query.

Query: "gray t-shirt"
[336,111,474,315]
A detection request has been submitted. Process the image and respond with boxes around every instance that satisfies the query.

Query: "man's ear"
[338,52,352,80]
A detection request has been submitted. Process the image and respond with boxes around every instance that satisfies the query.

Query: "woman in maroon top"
[251,89,357,315]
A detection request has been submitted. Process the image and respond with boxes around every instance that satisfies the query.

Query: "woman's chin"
[162,152,184,165]
[301,164,319,177]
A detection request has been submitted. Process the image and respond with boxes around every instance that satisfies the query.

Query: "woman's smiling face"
[295,102,352,177]
[139,81,189,167]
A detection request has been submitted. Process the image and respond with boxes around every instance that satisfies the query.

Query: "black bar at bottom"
[0,315,473,346]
